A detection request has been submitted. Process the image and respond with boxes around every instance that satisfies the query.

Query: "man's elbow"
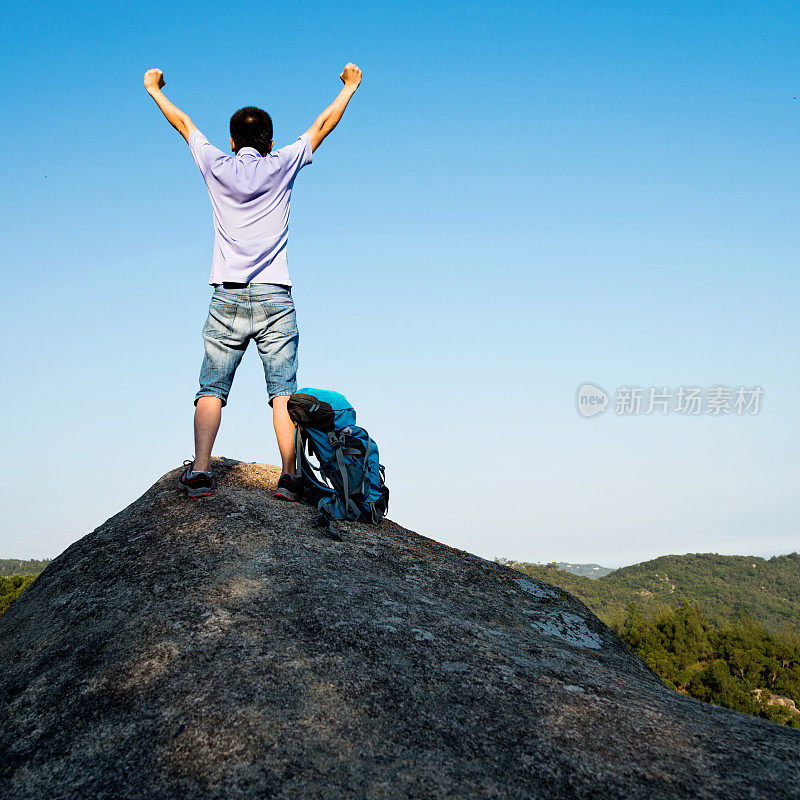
[305,124,326,152]
[178,116,195,141]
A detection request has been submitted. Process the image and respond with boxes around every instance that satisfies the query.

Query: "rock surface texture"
[1,459,798,799]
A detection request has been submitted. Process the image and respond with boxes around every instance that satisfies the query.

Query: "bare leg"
[271,395,296,475]
[193,396,222,472]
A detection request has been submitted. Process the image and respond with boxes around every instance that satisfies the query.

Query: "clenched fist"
[144,68,165,92]
[339,63,362,89]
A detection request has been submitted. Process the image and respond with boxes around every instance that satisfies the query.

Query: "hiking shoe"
[178,460,213,499]
[273,472,301,502]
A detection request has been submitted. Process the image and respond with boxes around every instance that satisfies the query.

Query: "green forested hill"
[498,552,800,631]
[0,560,49,620]
[0,559,50,577]
[498,552,800,727]
[618,600,800,727]
[0,575,37,617]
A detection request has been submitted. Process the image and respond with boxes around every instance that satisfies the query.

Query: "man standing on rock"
[143,63,363,500]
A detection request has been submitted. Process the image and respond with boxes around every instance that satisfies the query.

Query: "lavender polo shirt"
[187,129,313,286]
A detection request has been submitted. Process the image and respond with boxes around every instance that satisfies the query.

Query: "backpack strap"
[296,427,338,497]
[359,436,372,495]
[329,432,362,519]
[294,426,303,478]
[312,508,343,541]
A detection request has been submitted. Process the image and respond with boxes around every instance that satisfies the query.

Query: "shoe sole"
[273,488,299,502]
[179,480,212,499]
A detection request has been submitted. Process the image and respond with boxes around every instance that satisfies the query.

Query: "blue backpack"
[287,389,389,530]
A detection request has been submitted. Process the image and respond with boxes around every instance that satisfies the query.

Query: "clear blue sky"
[1,0,797,566]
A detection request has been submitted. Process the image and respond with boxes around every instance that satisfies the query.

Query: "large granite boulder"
[1,459,798,799]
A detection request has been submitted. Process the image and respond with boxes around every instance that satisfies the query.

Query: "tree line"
[619,600,800,728]
[0,558,50,577]
[0,575,36,618]
[500,556,800,727]
[498,553,800,631]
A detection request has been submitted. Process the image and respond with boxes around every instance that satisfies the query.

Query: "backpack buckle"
[327,431,346,449]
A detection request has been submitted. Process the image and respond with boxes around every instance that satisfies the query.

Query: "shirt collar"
[237,147,261,157]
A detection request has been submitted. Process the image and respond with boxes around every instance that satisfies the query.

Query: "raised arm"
[305,63,362,153]
[143,68,197,142]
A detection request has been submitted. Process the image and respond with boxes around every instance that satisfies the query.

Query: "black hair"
[229,106,273,156]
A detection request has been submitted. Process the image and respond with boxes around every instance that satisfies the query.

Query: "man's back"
[188,130,313,286]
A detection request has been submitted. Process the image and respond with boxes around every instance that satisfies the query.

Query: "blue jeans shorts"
[196,283,298,407]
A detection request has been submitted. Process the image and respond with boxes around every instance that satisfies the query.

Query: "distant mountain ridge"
[498,552,800,631]
[553,562,614,579]
[0,559,50,577]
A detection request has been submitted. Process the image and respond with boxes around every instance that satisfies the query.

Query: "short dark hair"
[229,106,273,156]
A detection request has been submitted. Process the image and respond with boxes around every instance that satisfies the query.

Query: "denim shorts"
[196,283,298,407]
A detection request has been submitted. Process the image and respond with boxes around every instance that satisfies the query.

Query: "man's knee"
[195,392,227,408]
[195,395,224,410]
